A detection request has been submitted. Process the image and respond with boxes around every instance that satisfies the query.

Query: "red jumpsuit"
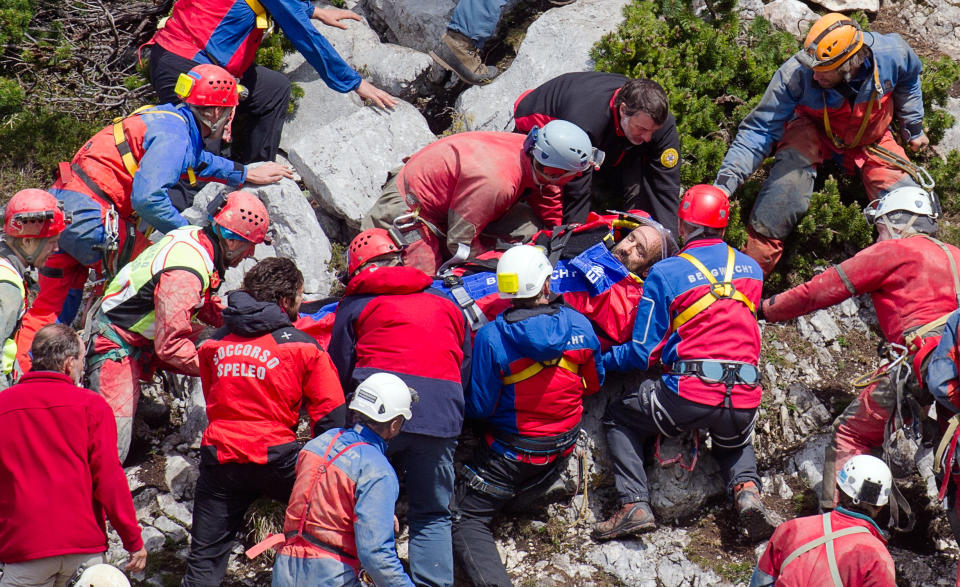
[762,235,960,509]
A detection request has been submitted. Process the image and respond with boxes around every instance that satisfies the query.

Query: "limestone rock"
[761,0,818,40]
[141,526,166,553]
[157,493,194,528]
[938,97,960,156]
[809,309,841,344]
[867,0,960,58]
[455,0,631,133]
[584,528,727,586]
[358,0,456,54]
[153,515,189,544]
[287,101,435,227]
[308,15,440,99]
[807,0,879,12]
[164,453,199,501]
[647,436,726,520]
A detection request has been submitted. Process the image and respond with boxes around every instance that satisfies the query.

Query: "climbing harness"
[502,356,584,388]
[672,247,756,330]
[822,61,882,151]
[653,430,700,472]
[779,513,871,586]
[865,142,936,192]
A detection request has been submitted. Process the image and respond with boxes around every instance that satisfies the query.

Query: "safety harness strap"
[823,62,881,150]
[501,356,581,386]
[779,513,869,580]
[672,247,755,330]
[924,236,960,308]
[834,264,857,296]
[244,0,269,29]
[112,106,195,184]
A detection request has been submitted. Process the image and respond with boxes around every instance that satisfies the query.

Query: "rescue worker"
[269,372,416,586]
[430,0,575,85]
[16,63,292,372]
[0,324,146,586]
[452,244,603,586]
[714,13,928,275]
[761,185,959,528]
[0,189,69,388]
[69,564,133,587]
[147,0,397,164]
[86,190,270,463]
[514,73,681,231]
[750,455,896,586]
[597,185,776,542]
[330,228,470,587]
[182,257,346,586]
[361,120,603,276]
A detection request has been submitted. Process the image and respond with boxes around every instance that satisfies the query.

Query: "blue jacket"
[469,303,603,458]
[926,310,960,414]
[276,424,413,586]
[715,32,924,195]
[53,103,245,265]
[603,239,764,409]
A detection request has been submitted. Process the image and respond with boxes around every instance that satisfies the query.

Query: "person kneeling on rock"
[452,244,603,586]
[596,185,777,542]
[750,455,896,586]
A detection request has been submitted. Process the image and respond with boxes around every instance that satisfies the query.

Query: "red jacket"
[198,291,346,465]
[0,372,143,563]
[752,508,895,586]
[330,265,470,439]
[396,132,563,258]
[764,235,960,379]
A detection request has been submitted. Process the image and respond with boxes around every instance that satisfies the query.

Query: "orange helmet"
[347,228,401,277]
[678,185,729,229]
[175,64,240,107]
[209,190,270,245]
[803,13,864,72]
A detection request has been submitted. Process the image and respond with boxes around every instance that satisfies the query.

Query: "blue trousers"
[448,0,511,46]
[387,432,457,587]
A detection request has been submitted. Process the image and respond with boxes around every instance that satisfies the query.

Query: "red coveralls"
[762,235,960,510]
[361,132,563,275]
[751,508,895,586]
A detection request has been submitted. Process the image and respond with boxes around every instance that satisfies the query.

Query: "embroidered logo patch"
[660,148,679,168]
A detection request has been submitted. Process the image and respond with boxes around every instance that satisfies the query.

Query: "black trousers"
[451,444,559,587]
[181,452,298,587]
[603,377,760,506]
[148,45,291,165]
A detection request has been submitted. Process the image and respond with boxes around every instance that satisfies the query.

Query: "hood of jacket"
[497,301,574,361]
[222,290,292,336]
[344,265,432,296]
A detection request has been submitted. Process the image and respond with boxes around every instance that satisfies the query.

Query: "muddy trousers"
[821,371,926,510]
[743,118,918,275]
[604,378,760,506]
[182,454,299,587]
[85,330,145,464]
[451,444,560,587]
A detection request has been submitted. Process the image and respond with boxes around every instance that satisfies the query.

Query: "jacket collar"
[354,423,388,453]
[19,371,76,385]
[679,237,724,253]
[834,506,887,541]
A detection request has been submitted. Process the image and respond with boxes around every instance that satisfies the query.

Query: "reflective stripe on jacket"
[101,226,216,338]
[0,257,25,375]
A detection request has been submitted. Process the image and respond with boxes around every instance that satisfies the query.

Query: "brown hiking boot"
[593,502,656,541]
[734,481,777,542]
[430,30,499,85]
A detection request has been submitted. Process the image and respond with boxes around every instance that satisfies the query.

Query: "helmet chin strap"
[190,105,232,134]
[7,237,43,268]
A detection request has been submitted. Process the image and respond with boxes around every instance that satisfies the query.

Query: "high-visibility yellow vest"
[100,226,215,339]
[0,256,26,375]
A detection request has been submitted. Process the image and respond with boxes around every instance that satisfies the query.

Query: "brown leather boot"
[430,30,499,85]
[593,502,656,541]
[734,481,777,542]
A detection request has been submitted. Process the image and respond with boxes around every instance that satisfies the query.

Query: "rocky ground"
[87,0,960,584]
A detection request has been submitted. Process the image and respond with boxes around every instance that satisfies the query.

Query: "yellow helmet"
[803,13,864,72]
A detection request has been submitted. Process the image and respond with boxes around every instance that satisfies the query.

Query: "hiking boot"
[593,502,656,541]
[430,30,499,85]
[734,481,777,542]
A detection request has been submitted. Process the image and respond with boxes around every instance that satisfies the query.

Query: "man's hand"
[312,7,362,29]
[355,80,398,110]
[126,547,148,573]
[908,133,930,152]
[245,162,294,185]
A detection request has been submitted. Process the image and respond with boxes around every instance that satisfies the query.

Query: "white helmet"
[497,245,552,299]
[349,372,416,422]
[525,120,604,172]
[69,564,130,587]
[838,454,892,507]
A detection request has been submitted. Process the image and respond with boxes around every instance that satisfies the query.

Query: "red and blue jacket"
[198,290,346,465]
[329,265,470,439]
[276,424,413,586]
[927,310,960,414]
[469,302,603,462]
[53,103,245,265]
[603,238,763,409]
[150,0,361,92]
[716,32,924,195]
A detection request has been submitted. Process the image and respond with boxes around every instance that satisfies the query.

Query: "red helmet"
[678,184,730,229]
[211,191,270,244]
[4,189,69,238]
[347,229,401,277]
[175,64,240,107]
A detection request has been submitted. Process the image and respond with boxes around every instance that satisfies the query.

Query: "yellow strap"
[244,0,269,29]
[672,247,756,330]
[823,62,881,150]
[112,105,187,178]
[187,167,197,186]
[502,357,580,386]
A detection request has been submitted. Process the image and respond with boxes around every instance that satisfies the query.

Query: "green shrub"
[592,0,960,291]
[0,0,31,46]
